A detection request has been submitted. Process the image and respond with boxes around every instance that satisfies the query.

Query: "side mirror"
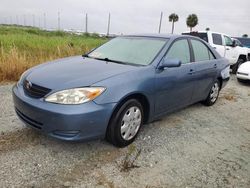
[232,40,237,47]
[158,58,181,69]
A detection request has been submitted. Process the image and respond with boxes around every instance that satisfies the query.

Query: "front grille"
[23,79,51,98]
[15,108,43,129]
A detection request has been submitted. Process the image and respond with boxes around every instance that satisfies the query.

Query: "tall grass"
[0,25,107,82]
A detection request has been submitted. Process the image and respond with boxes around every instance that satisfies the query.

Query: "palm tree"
[169,13,179,34]
[186,14,198,32]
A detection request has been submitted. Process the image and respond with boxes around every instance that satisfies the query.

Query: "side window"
[191,39,214,61]
[165,39,190,64]
[212,33,223,45]
[224,36,233,46]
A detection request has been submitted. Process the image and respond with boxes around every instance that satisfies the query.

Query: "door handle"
[213,47,216,49]
[226,48,230,50]
[188,69,194,75]
[214,64,217,68]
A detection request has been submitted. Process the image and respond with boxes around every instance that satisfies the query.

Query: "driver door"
[154,39,196,116]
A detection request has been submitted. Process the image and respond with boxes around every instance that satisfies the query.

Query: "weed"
[120,144,141,172]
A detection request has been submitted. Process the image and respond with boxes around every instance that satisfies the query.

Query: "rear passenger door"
[190,39,218,102]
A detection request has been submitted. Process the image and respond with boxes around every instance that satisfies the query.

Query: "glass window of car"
[191,39,214,61]
[224,36,233,46]
[182,32,208,42]
[212,33,223,45]
[88,37,167,66]
[165,39,190,64]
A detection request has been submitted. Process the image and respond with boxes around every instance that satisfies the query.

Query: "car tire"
[106,99,144,147]
[202,80,220,106]
[231,59,244,74]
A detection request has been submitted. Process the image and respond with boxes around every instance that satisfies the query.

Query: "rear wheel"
[203,80,220,106]
[106,99,144,147]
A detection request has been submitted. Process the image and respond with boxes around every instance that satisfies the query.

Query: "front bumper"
[236,72,250,80]
[12,84,116,141]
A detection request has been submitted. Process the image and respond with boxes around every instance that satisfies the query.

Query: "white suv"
[182,31,250,73]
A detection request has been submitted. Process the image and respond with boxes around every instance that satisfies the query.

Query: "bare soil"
[0,76,249,188]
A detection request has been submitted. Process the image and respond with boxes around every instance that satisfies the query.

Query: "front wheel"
[202,80,220,106]
[106,99,144,147]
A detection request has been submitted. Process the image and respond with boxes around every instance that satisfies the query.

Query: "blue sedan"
[12,34,230,147]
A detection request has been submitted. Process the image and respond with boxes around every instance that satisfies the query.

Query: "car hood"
[26,56,138,90]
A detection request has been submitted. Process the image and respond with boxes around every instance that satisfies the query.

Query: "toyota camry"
[13,34,230,147]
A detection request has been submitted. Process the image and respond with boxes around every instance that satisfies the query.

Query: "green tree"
[169,13,179,34]
[186,14,198,32]
[242,34,248,38]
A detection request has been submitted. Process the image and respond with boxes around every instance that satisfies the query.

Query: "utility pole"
[23,15,26,26]
[158,12,163,33]
[10,16,12,25]
[38,16,41,28]
[58,11,60,30]
[16,15,19,25]
[43,13,46,29]
[32,14,35,27]
[107,13,111,36]
[85,13,88,33]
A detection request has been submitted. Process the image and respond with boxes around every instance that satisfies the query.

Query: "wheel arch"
[217,77,223,90]
[238,54,247,62]
[105,92,151,137]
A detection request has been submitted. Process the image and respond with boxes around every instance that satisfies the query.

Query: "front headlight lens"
[17,70,28,87]
[45,87,105,104]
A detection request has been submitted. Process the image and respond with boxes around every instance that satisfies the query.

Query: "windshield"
[236,37,250,48]
[88,37,168,66]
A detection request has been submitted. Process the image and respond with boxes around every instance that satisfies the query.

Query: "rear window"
[191,39,215,62]
[182,32,208,42]
[212,33,223,45]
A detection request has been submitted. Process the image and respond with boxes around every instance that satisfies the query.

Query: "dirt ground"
[0,75,249,188]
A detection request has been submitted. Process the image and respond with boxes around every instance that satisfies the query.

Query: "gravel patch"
[0,76,249,187]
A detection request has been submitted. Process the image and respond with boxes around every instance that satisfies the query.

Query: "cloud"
[0,0,249,36]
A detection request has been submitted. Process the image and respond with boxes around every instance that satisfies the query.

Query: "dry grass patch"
[0,25,107,82]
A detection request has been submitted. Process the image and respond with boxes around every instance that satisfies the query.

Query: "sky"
[0,0,249,37]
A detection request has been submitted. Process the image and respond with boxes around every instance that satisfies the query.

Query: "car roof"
[121,33,196,40]
[182,30,231,37]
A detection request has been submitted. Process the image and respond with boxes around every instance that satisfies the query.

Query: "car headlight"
[17,70,29,87]
[45,87,105,104]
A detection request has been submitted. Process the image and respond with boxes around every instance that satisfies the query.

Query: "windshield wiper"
[83,55,143,66]
[90,57,129,65]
